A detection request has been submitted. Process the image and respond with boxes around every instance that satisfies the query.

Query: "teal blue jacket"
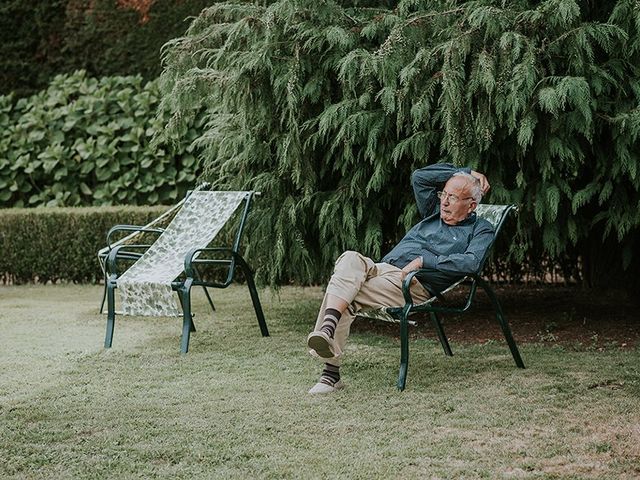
[381,163,494,293]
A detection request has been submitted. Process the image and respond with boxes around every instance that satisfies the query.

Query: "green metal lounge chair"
[102,189,269,353]
[357,204,525,391]
[97,184,208,315]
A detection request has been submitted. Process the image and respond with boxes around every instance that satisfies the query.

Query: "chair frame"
[102,190,269,353]
[363,204,525,390]
[97,185,211,314]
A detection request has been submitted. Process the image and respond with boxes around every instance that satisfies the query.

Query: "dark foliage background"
[157,0,640,292]
[0,0,213,98]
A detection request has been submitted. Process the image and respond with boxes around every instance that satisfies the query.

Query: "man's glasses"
[437,191,473,204]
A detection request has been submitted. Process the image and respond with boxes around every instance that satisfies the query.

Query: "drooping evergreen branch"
[156,0,640,290]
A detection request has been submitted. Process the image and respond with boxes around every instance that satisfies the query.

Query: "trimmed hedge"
[0,206,168,284]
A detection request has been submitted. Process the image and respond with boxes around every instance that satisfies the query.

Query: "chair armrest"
[401,269,472,307]
[105,245,151,276]
[98,246,151,260]
[401,270,440,307]
[106,225,164,250]
[183,247,236,278]
[402,270,479,313]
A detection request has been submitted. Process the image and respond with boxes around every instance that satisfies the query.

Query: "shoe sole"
[308,380,345,394]
[307,332,337,358]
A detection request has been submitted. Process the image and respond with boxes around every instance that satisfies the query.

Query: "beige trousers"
[312,250,430,366]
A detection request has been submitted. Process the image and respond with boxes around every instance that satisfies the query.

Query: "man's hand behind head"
[470,170,490,195]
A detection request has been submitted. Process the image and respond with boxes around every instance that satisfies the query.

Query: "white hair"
[452,171,483,203]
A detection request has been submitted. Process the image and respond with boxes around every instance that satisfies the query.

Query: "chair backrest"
[97,183,211,262]
[474,204,516,273]
[475,204,515,230]
[117,191,251,317]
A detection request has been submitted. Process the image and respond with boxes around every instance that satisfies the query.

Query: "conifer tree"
[157,0,640,291]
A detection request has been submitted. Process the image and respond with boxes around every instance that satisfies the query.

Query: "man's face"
[439,176,477,225]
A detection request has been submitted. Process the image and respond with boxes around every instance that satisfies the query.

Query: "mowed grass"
[0,284,639,479]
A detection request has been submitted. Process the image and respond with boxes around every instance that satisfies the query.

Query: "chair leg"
[99,272,108,314]
[397,307,411,391]
[193,267,215,315]
[177,292,196,332]
[104,279,116,348]
[237,256,269,337]
[180,281,194,354]
[202,286,216,315]
[480,280,525,369]
[430,312,453,357]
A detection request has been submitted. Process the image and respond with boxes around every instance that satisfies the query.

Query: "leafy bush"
[0,206,168,284]
[157,0,640,291]
[0,71,200,208]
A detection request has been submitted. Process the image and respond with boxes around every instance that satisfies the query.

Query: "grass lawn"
[0,284,638,479]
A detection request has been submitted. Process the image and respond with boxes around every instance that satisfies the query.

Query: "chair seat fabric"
[357,276,467,323]
[117,191,247,316]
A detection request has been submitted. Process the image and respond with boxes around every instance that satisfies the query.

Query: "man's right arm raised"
[411,163,472,218]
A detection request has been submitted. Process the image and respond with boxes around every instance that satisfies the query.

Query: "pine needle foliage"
[157,0,640,289]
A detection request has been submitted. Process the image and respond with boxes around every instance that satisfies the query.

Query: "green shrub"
[158,0,640,290]
[0,71,200,208]
[0,206,168,284]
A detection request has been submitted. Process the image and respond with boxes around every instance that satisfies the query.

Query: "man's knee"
[336,250,360,262]
[334,250,366,268]
[332,251,376,282]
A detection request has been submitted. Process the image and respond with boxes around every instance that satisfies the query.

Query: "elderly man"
[306,162,493,394]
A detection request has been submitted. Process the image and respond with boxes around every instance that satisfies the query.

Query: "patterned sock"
[319,363,340,386]
[319,308,341,339]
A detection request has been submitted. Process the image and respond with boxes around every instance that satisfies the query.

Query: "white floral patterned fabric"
[117,191,247,317]
[475,204,511,229]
